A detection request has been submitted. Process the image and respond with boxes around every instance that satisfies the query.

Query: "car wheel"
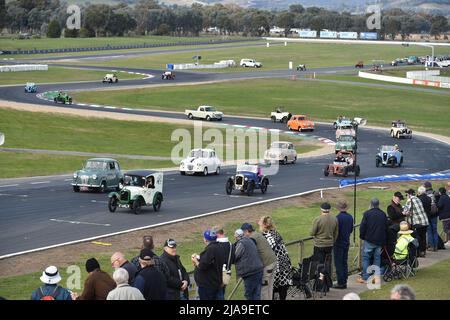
[108,197,118,213]
[180,171,185,175]
[298,127,302,132]
[271,116,276,123]
[247,181,254,196]
[132,198,142,215]
[99,181,107,193]
[282,157,287,165]
[73,186,80,192]
[115,79,118,83]
[54,98,57,103]
[400,157,403,166]
[153,194,162,212]
[390,159,396,168]
[324,165,330,177]
[261,178,268,194]
[282,117,287,123]
[206,116,211,121]
[188,113,193,120]
[376,158,381,167]
[292,156,297,164]
[215,166,220,175]
[343,167,349,177]
[396,132,400,139]
[288,126,292,131]
[390,131,394,138]
[226,178,233,195]
[203,167,208,176]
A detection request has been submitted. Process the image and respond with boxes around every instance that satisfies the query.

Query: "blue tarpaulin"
[340,172,450,188]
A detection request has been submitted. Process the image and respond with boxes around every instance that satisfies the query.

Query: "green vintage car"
[54,91,72,104]
[72,158,124,193]
[335,135,357,154]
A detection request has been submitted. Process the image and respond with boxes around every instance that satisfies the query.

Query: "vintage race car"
[335,135,357,154]
[72,158,123,193]
[24,82,37,93]
[103,73,118,83]
[264,141,297,164]
[270,108,292,123]
[376,145,403,168]
[355,61,364,68]
[226,164,269,196]
[324,151,360,177]
[162,71,175,80]
[390,120,412,139]
[54,91,72,104]
[108,170,163,214]
[335,120,356,140]
[287,114,315,132]
[179,148,221,176]
[333,116,349,130]
[296,64,306,71]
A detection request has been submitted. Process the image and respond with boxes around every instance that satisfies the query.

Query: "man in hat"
[241,222,277,300]
[73,258,116,300]
[387,192,405,225]
[31,266,72,300]
[358,198,388,284]
[437,187,450,244]
[311,202,339,265]
[333,201,353,289]
[191,229,225,300]
[134,248,168,300]
[404,189,429,257]
[394,221,418,261]
[130,235,170,281]
[160,239,190,300]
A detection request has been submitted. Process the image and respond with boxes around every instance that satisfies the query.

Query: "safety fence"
[406,70,450,86]
[0,64,48,72]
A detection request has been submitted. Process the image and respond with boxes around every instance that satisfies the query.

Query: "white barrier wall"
[358,71,413,84]
[0,64,48,72]
[172,62,233,70]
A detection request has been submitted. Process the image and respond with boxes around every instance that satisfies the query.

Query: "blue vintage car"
[376,145,404,168]
[226,164,269,196]
[24,82,37,93]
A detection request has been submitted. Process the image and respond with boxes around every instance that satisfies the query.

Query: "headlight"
[92,174,97,180]
[245,177,248,181]
[73,173,77,178]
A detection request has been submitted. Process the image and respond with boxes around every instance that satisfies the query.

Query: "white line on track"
[50,219,111,227]
[64,179,72,181]
[0,184,19,188]
[91,200,109,204]
[30,181,50,185]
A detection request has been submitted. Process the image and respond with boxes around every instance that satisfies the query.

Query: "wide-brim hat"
[40,266,62,285]
[398,230,414,235]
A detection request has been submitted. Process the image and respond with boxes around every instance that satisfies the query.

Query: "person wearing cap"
[212,226,234,300]
[387,192,406,225]
[73,258,116,300]
[393,221,418,261]
[130,235,170,281]
[333,201,353,289]
[311,202,339,266]
[31,266,72,300]
[437,187,450,244]
[191,229,225,300]
[358,198,388,284]
[133,248,168,300]
[404,189,429,257]
[111,252,137,285]
[233,228,264,300]
[241,222,277,300]
[160,239,190,300]
[258,216,292,300]
[107,268,144,300]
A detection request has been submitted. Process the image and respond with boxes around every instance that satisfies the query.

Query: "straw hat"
[398,221,413,235]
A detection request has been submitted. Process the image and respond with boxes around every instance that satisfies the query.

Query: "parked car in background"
[179,148,221,176]
[24,82,37,93]
[264,141,297,164]
[287,114,315,132]
[240,59,262,68]
[72,158,123,193]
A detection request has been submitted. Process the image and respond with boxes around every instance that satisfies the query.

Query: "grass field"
[0,35,250,51]
[74,42,449,71]
[72,78,450,136]
[0,182,448,300]
[0,67,140,85]
[0,108,319,177]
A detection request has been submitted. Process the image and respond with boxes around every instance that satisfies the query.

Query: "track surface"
[0,50,449,256]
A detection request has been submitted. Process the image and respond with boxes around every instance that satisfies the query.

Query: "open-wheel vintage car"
[324,151,360,177]
[226,164,269,196]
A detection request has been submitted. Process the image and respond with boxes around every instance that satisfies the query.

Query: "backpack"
[37,286,61,300]
[430,194,438,216]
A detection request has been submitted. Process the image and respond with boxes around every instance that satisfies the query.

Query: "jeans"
[243,271,263,300]
[427,217,439,249]
[361,241,381,281]
[333,245,349,285]
[197,287,222,300]
[261,262,277,300]
[216,287,225,300]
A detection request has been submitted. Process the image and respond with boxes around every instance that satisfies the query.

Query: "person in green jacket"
[394,221,417,261]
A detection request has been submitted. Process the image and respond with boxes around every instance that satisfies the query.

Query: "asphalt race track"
[0,55,449,256]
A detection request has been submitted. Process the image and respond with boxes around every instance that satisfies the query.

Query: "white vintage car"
[270,108,292,123]
[102,73,118,83]
[335,120,356,140]
[180,149,221,176]
[264,141,297,164]
[107,170,163,214]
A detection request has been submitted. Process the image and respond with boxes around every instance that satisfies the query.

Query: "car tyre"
[188,113,194,120]
[180,171,185,175]
[226,178,233,195]
[324,165,330,177]
[132,198,142,215]
[206,116,211,121]
[271,116,276,123]
[73,186,80,192]
[215,167,220,175]
[108,197,118,213]
[292,156,297,164]
[376,158,381,167]
[247,181,254,196]
[282,157,287,165]
[99,181,107,193]
[153,194,162,212]
[203,167,208,176]
[261,178,268,194]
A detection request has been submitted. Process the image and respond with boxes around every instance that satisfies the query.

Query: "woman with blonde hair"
[258,216,292,300]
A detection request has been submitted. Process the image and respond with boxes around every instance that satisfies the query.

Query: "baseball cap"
[203,229,217,242]
[405,189,415,195]
[139,248,154,261]
[424,181,432,189]
[320,202,331,211]
[394,191,405,200]
[164,239,177,248]
[241,223,255,232]
[234,229,244,238]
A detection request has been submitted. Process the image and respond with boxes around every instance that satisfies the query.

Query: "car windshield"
[204,107,216,112]
[339,136,354,142]
[123,175,145,187]
[381,145,395,151]
[297,117,305,121]
[84,161,107,170]
[190,150,208,158]
[339,125,353,130]
[271,142,288,149]
[394,122,405,128]
[236,164,258,174]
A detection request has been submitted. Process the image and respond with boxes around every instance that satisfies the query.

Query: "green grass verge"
[0,182,447,300]
[360,259,450,300]
[75,42,449,71]
[72,78,450,136]
[0,67,140,85]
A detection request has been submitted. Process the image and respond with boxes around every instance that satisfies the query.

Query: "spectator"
[106,268,144,300]
[343,292,361,300]
[213,226,234,300]
[241,222,277,300]
[358,198,388,284]
[191,229,224,300]
[333,201,353,289]
[404,189,429,257]
[31,266,72,300]
[394,221,418,261]
[258,216,292,300]
[233,229,264,300]
[418,186,438,252]
[134,248,168,300]
[437,187,450,244]
[160,239,190,300]
[387,192,405,225]
[131,235,170,281]
[110,252,137,285]
[311,202,338,266]
[390,284,416,300]
[73,258,116,300]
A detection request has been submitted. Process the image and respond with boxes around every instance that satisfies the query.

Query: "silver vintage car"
[72,158,123,193]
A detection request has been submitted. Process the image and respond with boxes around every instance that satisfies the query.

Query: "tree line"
[0,0,448,39]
